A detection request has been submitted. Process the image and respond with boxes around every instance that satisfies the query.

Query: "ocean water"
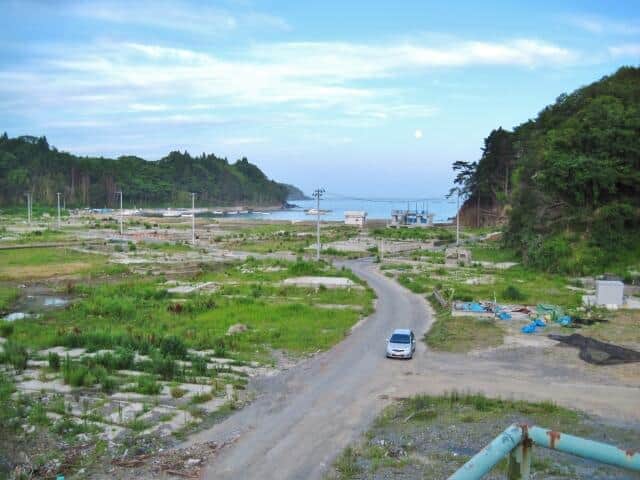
[248,197,458,223]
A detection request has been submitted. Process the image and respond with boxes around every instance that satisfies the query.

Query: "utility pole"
[191,192,196,245]
[56,192,61,229]
[25,193,32,225]
[312,188,325,261]
[117,191,123,235]
[456,189,460,247]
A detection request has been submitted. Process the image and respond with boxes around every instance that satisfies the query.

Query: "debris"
[549,334,640,365]
[227,323,248,335]
[432,288,448,308]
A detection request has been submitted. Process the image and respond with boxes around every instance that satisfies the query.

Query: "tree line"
[452,66,640,274]
[0,134,293,208]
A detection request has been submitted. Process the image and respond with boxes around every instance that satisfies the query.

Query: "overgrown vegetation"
[372,227,455,243]
[5,258,374,363]
[329,392,638,479]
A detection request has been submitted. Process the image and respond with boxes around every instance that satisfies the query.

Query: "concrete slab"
[17,378,72,393]
[282,276,356,288]
[108,401,144,423]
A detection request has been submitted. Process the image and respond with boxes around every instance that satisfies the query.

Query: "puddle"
[14,283,72,310]
[42,297,69,307]
[3,312,32,322]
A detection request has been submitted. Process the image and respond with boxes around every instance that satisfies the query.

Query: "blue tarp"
[460,302,488,313]
[559,315,573,326]
[521,323,537,334]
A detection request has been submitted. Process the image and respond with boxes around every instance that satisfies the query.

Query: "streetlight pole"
[312,188,325,261]
[191,192,196,245]
[56,192,61,229]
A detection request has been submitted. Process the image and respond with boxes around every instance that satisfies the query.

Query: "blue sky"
[1,0,639,197]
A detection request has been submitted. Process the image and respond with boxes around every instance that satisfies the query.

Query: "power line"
[323,191,454,203]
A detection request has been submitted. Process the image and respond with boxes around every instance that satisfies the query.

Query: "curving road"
[189,258,640,480]
[188,258,431,479]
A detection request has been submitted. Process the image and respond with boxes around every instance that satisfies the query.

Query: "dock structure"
[389,209,434,228]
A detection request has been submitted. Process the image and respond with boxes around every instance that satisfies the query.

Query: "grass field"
[329,392,639,479]
[219,224,359,254]
[0,286,19,313]
[397,264,581,308]
[424,297,504,352]
[0,247,108,280]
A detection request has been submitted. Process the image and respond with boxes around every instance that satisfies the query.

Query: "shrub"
[62,358,94,387]
[502,285,526,301]
[170,386,186,398]
[287,260,324,276]
[0,341,29,371]
[0,322,14,338]
[135,375,161,395]
[213,338,227,357]
[190,392,213,404]
[48,352,61,371]
[191,356,208,376]
[152,354,178,380]
[159,336,188,359]
[100,375,118,394]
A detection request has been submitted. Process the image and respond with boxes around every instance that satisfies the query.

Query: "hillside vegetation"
[0,134,291,208]
[454,66,640,274]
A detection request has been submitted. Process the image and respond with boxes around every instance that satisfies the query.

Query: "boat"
[162,209,182,218]
[305,208,331,215]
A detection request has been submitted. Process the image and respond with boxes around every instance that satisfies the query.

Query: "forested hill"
[454,66,640,274]
[0,134,296,208]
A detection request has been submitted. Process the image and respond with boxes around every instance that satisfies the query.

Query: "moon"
[414,129,423,139]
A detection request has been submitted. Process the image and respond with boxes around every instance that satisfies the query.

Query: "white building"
[344,211,367,227]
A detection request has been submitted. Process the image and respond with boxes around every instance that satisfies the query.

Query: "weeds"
[0,341,29,371]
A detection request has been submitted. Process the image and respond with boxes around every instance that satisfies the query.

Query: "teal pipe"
[448,424,523,480]
[528,426,640,472]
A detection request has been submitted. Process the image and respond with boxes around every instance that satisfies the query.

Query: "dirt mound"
[549,333,640,365]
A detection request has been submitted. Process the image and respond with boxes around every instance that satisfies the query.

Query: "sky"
[1,0,639,198]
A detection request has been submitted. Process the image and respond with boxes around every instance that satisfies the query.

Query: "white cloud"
[0,36,578,136]
[128,103,169,112]
[68,0,289,34]
[567,15,640,36]
[609,44,640,58]
[219,137,268,146]
[414,129,423,140]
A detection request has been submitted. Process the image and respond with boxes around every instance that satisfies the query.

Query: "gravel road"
[188,258,640,480]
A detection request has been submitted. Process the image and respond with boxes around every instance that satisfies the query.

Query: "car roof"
[392,329,412,335]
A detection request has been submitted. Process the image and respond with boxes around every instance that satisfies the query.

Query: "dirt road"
[190,259,640,479]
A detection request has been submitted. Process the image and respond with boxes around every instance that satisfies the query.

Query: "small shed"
[596,280,624,307]
[344,211,367,227]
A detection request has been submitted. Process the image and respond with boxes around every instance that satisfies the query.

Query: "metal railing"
[448,424,640,479]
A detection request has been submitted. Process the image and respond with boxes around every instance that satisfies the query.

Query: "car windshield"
[389,334,410,344]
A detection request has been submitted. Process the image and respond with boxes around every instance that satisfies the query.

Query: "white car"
[386,329,416,359]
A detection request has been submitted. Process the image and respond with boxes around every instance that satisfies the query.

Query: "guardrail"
[448,423,640,479]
